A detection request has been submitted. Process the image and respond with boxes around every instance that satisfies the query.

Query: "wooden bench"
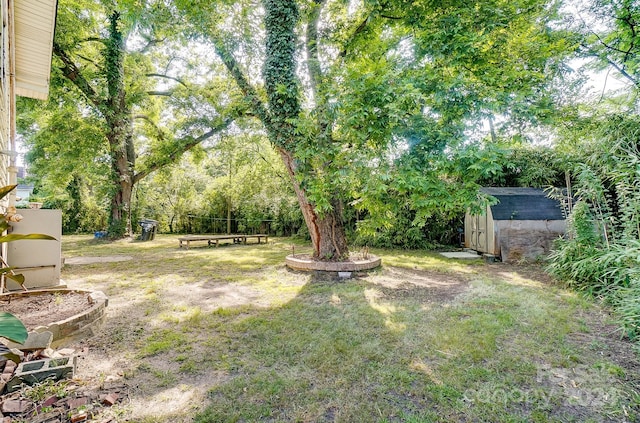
[178,234,269,250]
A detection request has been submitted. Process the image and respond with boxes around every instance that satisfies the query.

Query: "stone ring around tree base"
[285,254,381,274]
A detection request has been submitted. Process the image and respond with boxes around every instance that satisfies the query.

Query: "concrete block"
[338,272,352,279]
[4,331,53,352]
[6,356,76,392]
[482,253,498,263]
[440,251,480,259]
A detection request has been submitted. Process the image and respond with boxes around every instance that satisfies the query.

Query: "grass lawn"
[61,234,640,422]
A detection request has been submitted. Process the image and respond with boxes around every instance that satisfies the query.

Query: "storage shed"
[464,187,566,262]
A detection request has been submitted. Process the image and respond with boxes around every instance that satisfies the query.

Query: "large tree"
[208,0,351,260]
[176,0,573,260]
[23,0,242,237]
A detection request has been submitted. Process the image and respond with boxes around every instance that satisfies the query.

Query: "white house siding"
[0,0,10,191]
[0,0,57,197]
[14,0,57,100]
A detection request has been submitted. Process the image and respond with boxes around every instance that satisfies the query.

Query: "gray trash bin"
[139,219,158,241]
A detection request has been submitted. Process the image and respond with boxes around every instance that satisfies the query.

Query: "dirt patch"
[366,266,470,302]
[0,292,94,330]
[569,309,640,377]
[64,255,133,265]
[480,261,556,285]
[163,280,271,312]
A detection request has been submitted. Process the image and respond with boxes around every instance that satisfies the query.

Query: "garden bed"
[0,289,108,347]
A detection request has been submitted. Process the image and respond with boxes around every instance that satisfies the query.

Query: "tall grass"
[548,113,640,339]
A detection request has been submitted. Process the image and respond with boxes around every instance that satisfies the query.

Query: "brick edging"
[1,289,108,348]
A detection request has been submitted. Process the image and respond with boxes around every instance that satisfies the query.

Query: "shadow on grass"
[189,271,640,423]
[61,235,640,423]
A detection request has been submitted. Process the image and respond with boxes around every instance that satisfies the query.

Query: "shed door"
[470,214,488,253]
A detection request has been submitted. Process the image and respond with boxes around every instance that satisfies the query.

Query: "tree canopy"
[20,0,244,237]
[164,0,576,258]
[19,0,639,257]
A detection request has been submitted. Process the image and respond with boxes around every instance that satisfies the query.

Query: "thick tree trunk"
[104,11,135,239]
[314,199,349,260]
[278,148,348,260]
[107,126,135,238]
[108,176,133,237]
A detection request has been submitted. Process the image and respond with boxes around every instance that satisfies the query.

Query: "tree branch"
[306,0,332,142]
[587,30,634,55]
[133,114,155,123]
[80,37,107,45]
[583,45,640,88]
[147,90,174,96]
[605,57,640,88]
[616,3,637,67]
[133,117,234,183]
[75,53,99,66]
[339,14,372,57]
[134,114,166,141]
[306,0,325,94]
[212,38,272,131]
[52,42,105,111]
[138,38,165,53]
[146,73,188,87]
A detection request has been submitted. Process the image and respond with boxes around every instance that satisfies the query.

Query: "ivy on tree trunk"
[104,12,135,238]
[213,0,349,260]
[51,7,237,240]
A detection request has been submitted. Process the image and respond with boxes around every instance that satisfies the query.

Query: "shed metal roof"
[481,187,565,221]
[14,0,57,100]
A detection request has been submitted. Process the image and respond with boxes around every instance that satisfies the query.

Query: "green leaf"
[0,312,27,344]
[0,185,17,201]
[5,273,25,286]
[0,234,57,243]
